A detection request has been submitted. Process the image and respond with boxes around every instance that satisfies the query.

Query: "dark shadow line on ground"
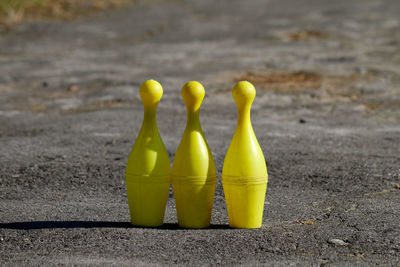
[0,221,231,230]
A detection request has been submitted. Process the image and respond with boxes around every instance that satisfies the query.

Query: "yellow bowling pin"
[171,81,217,228]
[125,80,170,227]
[222,81,268,229]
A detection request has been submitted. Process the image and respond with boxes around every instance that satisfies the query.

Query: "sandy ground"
[0,0,399,265]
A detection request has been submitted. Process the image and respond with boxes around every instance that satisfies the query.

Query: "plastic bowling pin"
[171,81,217,228]
[125,80,170,227]
[222,81,268,229]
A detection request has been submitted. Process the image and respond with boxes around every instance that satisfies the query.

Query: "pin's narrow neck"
[186,109,202,130]
[142,105,157,128]
[237,104,252,127]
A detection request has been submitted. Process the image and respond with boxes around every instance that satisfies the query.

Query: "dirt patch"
[274,30,326,41]
[0,0,134,29]
[287,30,326,41]
[364,103,380,110]
[235,71,322,93]
[233,70,383,107]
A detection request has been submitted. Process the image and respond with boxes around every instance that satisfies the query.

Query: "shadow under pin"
[0,221,232,230]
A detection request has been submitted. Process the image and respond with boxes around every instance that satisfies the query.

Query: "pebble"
[328,239,349,246]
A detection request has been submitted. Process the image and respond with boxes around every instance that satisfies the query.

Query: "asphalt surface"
[0,0,399,265]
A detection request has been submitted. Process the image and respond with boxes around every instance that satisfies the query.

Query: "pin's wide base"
[223,180,267,229]
[126,178,170,228]
[172,180,216,229]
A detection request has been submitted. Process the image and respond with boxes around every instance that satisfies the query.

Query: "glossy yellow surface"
[171,81,217,228]
[222,81,268,229]
[125,80,170,227]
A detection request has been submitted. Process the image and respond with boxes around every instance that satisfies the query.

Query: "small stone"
[328,239,349,246]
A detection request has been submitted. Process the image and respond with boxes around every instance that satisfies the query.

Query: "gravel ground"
[0,0,399,265]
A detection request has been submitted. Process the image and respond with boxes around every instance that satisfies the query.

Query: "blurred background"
[1,0,399,119]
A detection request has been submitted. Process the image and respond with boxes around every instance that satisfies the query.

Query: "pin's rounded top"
[140,79,163,106]
[232,81,256,107]
[181,81,205,111]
